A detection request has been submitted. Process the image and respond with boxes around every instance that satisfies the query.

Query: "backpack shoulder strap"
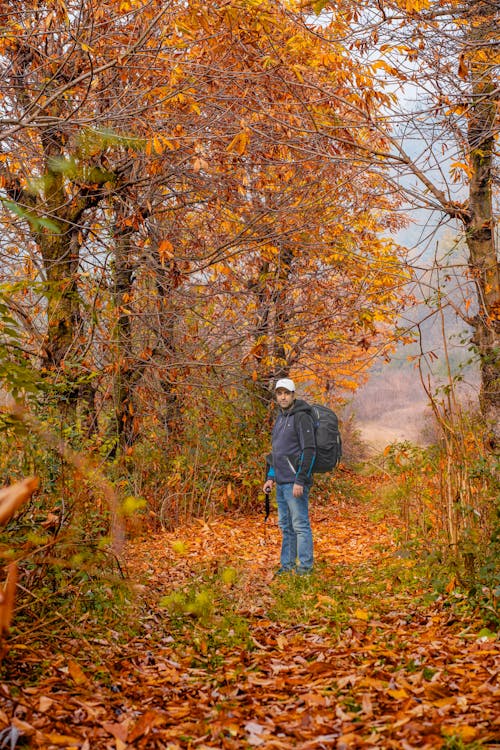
[294,410,316,444]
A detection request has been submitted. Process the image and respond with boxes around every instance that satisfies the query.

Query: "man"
[263,378,316,575]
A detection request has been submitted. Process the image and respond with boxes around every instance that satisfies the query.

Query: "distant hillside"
[346,365,430,449]
[345,264,480,450]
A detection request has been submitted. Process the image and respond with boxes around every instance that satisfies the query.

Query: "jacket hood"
[279,398,312,416]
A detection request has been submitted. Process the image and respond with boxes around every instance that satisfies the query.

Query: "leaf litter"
[0,497,498,749]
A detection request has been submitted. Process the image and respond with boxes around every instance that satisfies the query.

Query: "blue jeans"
[276,483,313,572]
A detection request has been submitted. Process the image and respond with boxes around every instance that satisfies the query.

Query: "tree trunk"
[155,263,183,436]
[465,6,500,449]
[272,244,295,382]
[112,225,138,449]
[37,153,86,421]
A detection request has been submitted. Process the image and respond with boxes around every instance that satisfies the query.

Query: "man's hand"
[292,483,304,497]
[263,479,274,494]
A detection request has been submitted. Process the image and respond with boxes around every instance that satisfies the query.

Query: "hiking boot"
[296,567,313,576]
[273,567,294,578]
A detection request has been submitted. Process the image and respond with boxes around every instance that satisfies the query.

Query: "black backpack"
[310,404,342,473]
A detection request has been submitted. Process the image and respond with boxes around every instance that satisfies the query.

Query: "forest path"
[1,493,498,749]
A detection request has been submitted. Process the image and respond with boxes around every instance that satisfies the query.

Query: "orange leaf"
[0,562,18,635]
[458,53,468,79]
[38,696,54,712]
[67,659,88,685]
[158,239,174,264]
[128,710,166,742]
[0,476,39,526]
[39,734,81,747]
[103,720,129,742]
[442,725,477,742]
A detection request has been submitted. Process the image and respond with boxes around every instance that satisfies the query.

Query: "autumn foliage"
[0,1,498,746]
[1,496,499,747]
[0,0,407,433]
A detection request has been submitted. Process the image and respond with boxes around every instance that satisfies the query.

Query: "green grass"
[156,566,256,668]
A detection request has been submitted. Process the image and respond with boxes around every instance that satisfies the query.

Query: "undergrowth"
[366,438,499,631]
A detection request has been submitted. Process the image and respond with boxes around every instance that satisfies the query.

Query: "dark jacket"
[267,399,316,486]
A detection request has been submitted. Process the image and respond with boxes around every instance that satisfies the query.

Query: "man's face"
[275,388,295,409]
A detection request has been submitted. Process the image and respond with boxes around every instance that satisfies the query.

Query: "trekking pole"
[262,487,272,545]
[264,487,271,521]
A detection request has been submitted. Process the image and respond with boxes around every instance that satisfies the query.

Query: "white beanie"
[275,378,295,392]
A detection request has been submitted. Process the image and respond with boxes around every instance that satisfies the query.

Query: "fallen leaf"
[433,696,456,708]
[244,721,265,735]
[128,710,166,742]
[442,724,477,741]
[353,608,369,621]
[39,732,81,746]
[361,693,373,715]
[103,720,129,742]
[68,660,88,685]
[38,696,54,712]
[387,688,409,700]
[303,691,327,707]
[12,718,35,735]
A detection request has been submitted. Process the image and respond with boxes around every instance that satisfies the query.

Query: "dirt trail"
[0,503,498,748]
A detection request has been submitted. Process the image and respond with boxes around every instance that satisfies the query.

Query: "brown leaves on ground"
[0,500,498,749]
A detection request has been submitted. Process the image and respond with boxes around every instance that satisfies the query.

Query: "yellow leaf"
[353,608,369,621]
[226,131,250,156]
[153,136,164,154]
[171,540,188,555]
[388,688,409,700]
[405,0,430,10]
[372,60,392,72]
[121,495,146,516]
[221,567,237,585]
